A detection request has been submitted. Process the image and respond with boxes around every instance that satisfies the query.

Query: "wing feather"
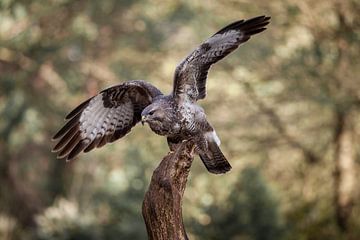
[52,124,79,152]
[52,80,162,161]
[57,132,82,159]
[52,113,81,140]
[173,15,270,102]
[65,97,93,120]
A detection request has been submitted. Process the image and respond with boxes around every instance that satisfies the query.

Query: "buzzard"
[52,16,270,174]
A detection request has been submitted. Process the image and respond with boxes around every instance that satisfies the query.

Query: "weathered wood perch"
[142,141,195,240]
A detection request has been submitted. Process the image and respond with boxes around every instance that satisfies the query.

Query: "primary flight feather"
[52,15,271,174]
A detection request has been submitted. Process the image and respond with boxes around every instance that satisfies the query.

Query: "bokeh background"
[1,0,360,239]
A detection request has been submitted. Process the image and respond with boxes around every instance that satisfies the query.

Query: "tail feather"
[199,141,231,174]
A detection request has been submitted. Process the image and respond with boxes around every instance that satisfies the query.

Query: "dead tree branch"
[142,141,195,240]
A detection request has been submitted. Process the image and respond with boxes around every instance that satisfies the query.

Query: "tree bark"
[142,141,195,240]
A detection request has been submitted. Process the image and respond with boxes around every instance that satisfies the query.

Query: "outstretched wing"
[172,15,270,102]
[52,80,162,161]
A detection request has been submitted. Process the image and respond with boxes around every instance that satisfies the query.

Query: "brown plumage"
[52,16,271,174]
[173,15,270,102]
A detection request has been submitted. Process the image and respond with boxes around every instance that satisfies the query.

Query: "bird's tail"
[199,137,232,174]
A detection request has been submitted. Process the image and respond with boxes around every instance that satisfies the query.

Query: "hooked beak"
[141,115,147,125]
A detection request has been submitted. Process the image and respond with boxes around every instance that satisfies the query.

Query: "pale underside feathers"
[52,80,162,160]
[52,16,270,166]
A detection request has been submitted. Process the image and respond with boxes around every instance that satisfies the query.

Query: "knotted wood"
[142,141,195,240]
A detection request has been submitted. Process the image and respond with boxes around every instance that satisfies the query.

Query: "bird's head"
[141,100,177,136]
[141,104,165,126]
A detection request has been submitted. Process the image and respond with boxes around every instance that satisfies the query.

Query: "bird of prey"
[52,16,270,174]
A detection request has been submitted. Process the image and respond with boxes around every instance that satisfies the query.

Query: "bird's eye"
[148,109,156,115]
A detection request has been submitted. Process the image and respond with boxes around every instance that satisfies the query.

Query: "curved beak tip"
[141,115,146,125]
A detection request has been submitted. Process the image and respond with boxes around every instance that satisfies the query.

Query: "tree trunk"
[333,111,355,232]
[0,146,42,228]
[142,141,195,240]
[0,102,42,228]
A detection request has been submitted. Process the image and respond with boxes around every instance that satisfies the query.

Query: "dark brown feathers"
[199,140,232,174]
[173,15,270,102]
[214,15,270,35]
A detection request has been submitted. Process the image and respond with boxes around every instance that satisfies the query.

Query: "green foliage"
[35,199,101,240]
[190,167,285,240]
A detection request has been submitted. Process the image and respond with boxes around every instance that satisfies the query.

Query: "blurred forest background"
[0,0,359,239]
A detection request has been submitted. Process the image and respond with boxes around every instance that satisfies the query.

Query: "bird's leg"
[167,136,183,153]
[168,139,189,155]
[167,137,195,155]
[179,138,196,157]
